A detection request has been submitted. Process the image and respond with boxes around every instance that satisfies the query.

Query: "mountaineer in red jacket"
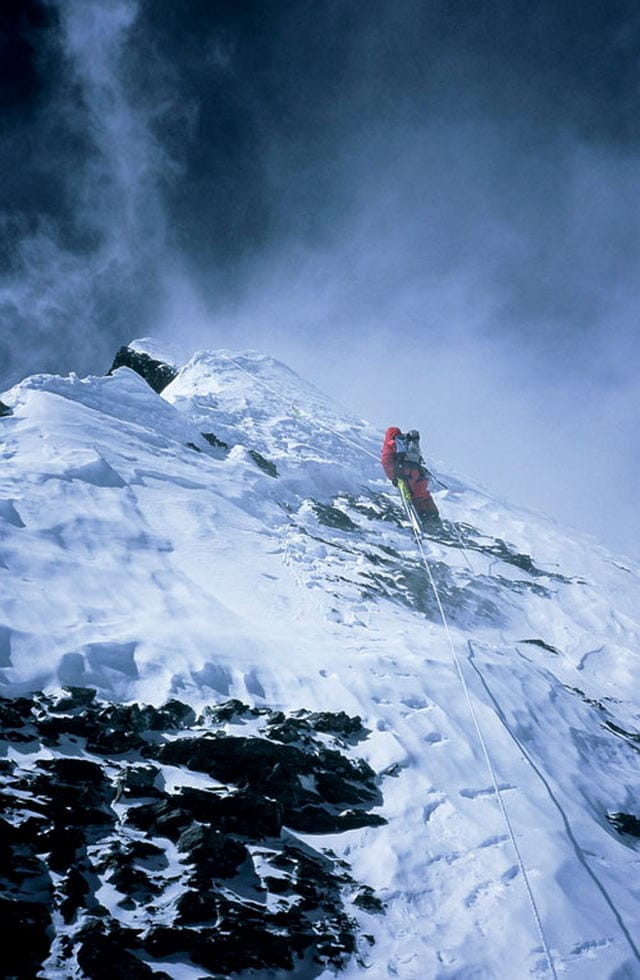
[381,427,440,526]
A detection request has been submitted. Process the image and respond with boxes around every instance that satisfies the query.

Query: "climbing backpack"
[395,430,423,465]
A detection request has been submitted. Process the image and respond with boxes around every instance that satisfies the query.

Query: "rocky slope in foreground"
[1,689,386,978]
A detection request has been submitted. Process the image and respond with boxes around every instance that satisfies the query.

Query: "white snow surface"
[1,342,640,979]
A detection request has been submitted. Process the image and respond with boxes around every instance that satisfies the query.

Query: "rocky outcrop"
[608,811,640,838]
[0,400,12,417]
[201,431,230,450]
[107,346,177,393]
[0,689,385,977]
[248,448,278,477]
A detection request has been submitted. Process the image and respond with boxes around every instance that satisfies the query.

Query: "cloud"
[0,0,174,385]
[192,112,639,556]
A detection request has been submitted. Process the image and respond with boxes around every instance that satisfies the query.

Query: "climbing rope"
[401,499,557,978]
[447,519,475,573]
[468,639,640,968]
[222,351,557,975]
[222,355,482,579]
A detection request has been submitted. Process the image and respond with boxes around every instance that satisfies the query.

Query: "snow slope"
[1,341,640,978]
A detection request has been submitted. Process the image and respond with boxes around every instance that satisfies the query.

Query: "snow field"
[1,343,640,977]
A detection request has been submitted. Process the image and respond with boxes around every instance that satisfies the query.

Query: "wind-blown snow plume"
[0,0,173,385]
[57,0,166,258]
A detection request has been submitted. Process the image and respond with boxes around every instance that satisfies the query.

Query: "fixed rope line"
[225,353,477,574]
[223,353,555,974]
[225,354,634,971]
[401,499,557,979]
[227,353,632,971]
[446,518,474,573]
[468,639,640,967]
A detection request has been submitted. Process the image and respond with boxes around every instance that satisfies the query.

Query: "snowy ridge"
[165,348,383,492]
[1,341,640,978]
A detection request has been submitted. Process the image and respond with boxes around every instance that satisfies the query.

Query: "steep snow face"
[1,341,640,978]
[164,348,383,493]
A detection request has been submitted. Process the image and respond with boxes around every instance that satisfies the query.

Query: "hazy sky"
[1,0,639,558]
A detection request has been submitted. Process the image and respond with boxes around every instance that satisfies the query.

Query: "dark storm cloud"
[134,0,640,291]
[2,0,639,368]
[0,0,169,384]
[125,0,640,394]
[1,0,639,554]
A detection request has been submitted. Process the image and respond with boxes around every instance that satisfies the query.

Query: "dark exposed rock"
[61,863,92,923]
[108,860,162,902]
[143,923,197,958]
[50,685,98,712]
[313,501,358,531]
[0,689,384,976]
[42,825,81,873]
[128,785,283,840]
[295,804,386,833]
[57,699,196,755]
[178,824,248,878]
[156,732,311,783]
[2,694,34,717]
[96,838,166,873]
[198,697,259,724]
[37,711,97,745]
[153,726,384,837]
[149,698,197,730]
[177,786,283,837]
[129,839,166,861]
[0,695,34,729]
[0,399,12,417]
[263,708,368,746]
[603,720,640,745]
[566,686,608,713]
[266,715,316,744]
[0,897,53,977]
[33,757,116,813]
[107,346,177,393]
[94,840,167,907]
[608,811,640,837]
[308,710,367,739]
[519,638,561,655]
[117,763,163,798]
[97,699,196,734]
[88,727,147,755]
[126,797,192,840]
[269,842,350,914]
[192,921,295,974]
[77,919,169,979]
[174,887,216,925]
[0,813,54,975]
[353,885,386,913]
[0,818,52,897]
[249,448,278,478]
[201,431,230,450]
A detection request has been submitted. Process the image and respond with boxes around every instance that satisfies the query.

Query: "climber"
[381,427,440,527]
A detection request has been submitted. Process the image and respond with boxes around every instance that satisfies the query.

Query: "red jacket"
[381,426,402,481]
[381,426,438,514]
